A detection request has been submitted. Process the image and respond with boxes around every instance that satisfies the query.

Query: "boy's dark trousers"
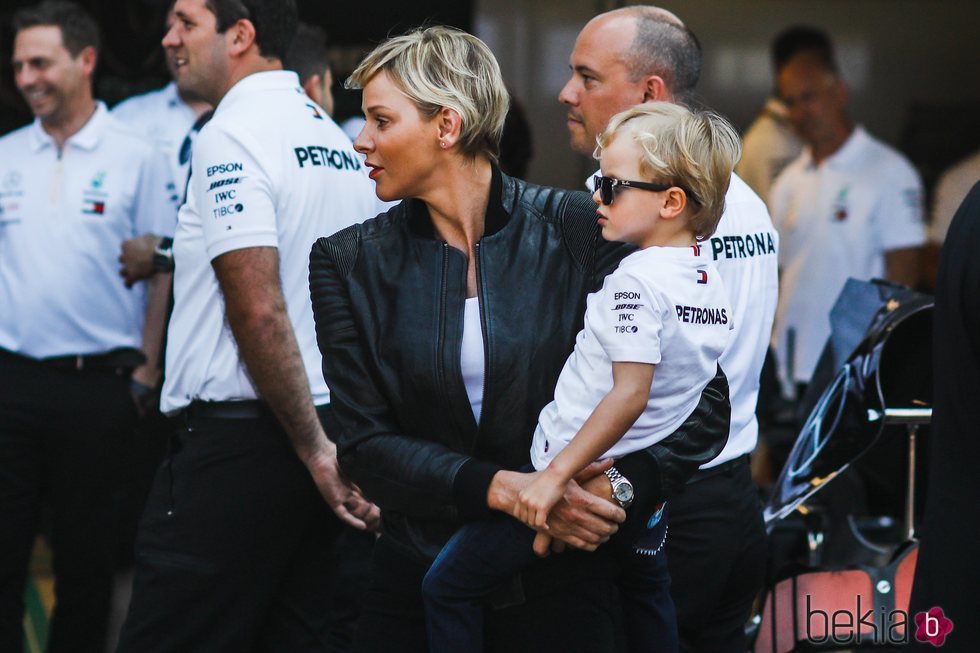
[421,502,675,653]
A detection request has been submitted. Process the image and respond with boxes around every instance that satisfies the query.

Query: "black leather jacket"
[310,167,730,560]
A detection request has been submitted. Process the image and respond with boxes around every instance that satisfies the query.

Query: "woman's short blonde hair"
[346,26,509,160]
[596,102,742,239]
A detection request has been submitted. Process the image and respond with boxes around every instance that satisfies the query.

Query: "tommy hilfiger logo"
[82,199,105,215]
[696,269,708,284]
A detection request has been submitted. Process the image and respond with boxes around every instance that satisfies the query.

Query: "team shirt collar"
[214,70,303,118]
[28,100,109,153]
[802,125,869,171]
[162,81,182,108]
[619,242,707,269]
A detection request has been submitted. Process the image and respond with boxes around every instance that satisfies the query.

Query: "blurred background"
[2,0,979,199]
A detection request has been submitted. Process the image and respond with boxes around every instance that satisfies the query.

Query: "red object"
[753,543,919,652]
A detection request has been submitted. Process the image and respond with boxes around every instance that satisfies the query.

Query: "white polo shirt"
[587,171,779,468]
[112,81,201,195]
[0,103,177,358]
[531,245,732,469]
[770,126,925,390]
[161,71,379,413]
[703,174,779,467]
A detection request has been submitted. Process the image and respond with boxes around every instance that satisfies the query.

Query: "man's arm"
[213,245,377,530]
[131,272,171,395]
[119,234,166,288]
[885,246,921,288]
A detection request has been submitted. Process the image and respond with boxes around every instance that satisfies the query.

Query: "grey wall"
[476,0,980,191]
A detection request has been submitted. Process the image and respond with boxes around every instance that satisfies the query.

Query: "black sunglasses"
[593,175,701,206]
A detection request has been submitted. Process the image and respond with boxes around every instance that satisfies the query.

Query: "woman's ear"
[436,106,463,149]
[659,187,688,220]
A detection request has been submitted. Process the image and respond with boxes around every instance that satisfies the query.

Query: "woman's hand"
[488,464,624,554]
[516,469,567,529]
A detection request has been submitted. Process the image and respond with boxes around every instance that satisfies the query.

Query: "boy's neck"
[638,225,698,250]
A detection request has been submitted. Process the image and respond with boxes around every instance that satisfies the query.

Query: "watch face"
[614,484,634,503]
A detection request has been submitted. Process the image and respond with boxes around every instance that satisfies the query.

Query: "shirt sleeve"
[875,159,926,252]
[592,270,665,364]
[191,123,278,260]
[133,146,179,238]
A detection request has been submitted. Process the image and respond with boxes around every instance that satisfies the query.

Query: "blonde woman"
[309,26,729,652]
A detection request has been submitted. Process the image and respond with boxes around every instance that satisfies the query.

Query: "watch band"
[152,236,175,273]
[604,466,627,486]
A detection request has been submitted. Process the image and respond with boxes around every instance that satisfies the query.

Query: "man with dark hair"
[285,22,335,117]
[560,7,777,652]
[0,2,176,651]
[737,25,833,203]
[115,0,380,651]
[114,3,212,205]
[12,0,101,56]
[114,1,213,288]
[204,0,295,62]
[770,44,925,399]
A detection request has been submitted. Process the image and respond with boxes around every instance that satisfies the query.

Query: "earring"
[440,140,448,148]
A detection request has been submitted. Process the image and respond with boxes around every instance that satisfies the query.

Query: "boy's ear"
[659,187,688,220]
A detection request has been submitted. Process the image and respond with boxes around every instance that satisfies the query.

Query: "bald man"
[560,8,778,652]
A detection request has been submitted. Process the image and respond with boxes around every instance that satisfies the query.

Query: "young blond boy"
[422,102,742,653]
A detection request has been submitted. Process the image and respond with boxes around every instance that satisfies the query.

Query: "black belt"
[688,454,750,484]
[0,346,144,373]
[182,400,268,420]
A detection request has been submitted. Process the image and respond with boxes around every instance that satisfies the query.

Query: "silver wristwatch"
[604,466,634,508]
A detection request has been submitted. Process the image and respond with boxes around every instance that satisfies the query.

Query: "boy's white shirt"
[530,244,732,469]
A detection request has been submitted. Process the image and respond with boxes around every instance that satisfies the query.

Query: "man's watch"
[152,236,175,273]
[604,466,634,508]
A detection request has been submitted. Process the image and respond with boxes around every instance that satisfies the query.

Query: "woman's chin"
[375,185,406,203]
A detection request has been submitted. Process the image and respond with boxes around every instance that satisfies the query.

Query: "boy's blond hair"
[346,26,509,161]
[596,102,741,239]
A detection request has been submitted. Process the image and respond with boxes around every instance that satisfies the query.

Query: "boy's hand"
[516,470,566,529]
[532,531,554,557]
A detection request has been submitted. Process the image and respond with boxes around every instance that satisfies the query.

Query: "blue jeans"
[422,501,674,653]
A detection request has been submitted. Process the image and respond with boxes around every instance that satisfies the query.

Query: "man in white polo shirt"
[736,26,834,205]
[116,1,380,651]
[0,2,175,651]
[113,2,212,287]
[111,2,210,200]
[770,45,924,397]
[560,7,778,652]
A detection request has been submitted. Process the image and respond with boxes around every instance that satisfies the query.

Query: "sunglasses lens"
[601,177,613,205]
